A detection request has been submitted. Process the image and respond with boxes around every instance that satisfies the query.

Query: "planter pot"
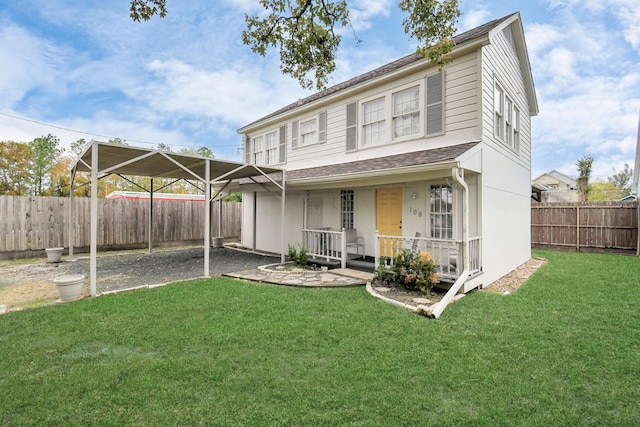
[211,236,224,248]
[53,274,84,302]
[46,247,64,263]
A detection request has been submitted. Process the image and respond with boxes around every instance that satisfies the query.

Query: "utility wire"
[0,111,240,149]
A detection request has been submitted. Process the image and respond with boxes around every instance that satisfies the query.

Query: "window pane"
[363,98,385,146]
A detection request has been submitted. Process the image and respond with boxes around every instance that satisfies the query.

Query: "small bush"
[287,244,309,266]
[387,249,441,296]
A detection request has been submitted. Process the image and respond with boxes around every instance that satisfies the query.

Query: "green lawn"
[1,250,638,426]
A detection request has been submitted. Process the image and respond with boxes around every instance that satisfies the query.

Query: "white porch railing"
[375,233,482,280]
[301,228,347,268]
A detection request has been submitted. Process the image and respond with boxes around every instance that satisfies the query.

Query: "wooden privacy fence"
[531,201,639,254]
[0,196,241,255]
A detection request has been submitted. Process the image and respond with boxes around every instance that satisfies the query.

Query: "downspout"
[425,166,470,319]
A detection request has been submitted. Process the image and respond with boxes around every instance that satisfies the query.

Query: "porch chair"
[345,229,365,259]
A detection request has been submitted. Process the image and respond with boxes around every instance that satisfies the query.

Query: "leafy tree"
[608,163,633,198]
[0,141,34,195]
[576,155,594,202]
[588,181,623,202]
[129,0,461,90]
[31,134,63,196]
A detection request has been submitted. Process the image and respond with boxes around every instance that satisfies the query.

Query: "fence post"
[341,228,347,269]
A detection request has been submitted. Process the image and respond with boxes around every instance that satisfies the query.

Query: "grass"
[1,250,638,426]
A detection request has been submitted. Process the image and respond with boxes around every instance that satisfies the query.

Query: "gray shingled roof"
[237,141,479,185]
[242,13,517,129]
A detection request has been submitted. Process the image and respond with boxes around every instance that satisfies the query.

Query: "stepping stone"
[412,297,431,304]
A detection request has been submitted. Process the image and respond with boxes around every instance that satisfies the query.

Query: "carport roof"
[73,141,283,182]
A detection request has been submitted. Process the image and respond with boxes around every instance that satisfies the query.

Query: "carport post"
[204,160,210,277]
[90,144,98,297]
[149,178,154,254]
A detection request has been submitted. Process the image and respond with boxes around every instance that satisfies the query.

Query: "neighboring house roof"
[534,170,577,188]
[240,12,537,132]
[281,141,479,182]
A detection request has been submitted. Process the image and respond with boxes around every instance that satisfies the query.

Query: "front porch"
[301,228,482,282]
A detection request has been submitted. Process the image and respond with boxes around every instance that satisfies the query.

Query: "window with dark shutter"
[426,72,444,136]
[318,111,327,143]
[279,125,286,163]
[345,102,357,151]
[291,121,299,148]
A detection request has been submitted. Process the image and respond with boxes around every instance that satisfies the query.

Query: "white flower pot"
[54,274,85,302]
[45,247,64,263]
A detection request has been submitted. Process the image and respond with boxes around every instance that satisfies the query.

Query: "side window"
[494,78,520,153]
[494,83,504,140]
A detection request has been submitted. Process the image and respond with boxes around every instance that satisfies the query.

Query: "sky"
[1,0,639,181]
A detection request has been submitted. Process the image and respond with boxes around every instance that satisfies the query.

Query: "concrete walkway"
[224,266,374,288]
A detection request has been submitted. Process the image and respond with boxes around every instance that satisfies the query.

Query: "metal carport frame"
[70,141,285,297]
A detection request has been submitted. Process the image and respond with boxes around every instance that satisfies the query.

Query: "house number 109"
[409,207,423,217]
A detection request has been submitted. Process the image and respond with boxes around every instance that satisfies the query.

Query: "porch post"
[340,228,347,269]
[281,170,286,263]
[374,230,380,269]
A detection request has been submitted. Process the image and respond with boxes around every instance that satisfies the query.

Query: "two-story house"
[236,12,538,309]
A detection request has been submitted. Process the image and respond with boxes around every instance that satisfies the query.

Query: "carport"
[70,141,285,297]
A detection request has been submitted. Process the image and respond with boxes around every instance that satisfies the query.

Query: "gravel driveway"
[0,247,280,309]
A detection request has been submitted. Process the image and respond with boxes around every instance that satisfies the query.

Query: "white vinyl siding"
[393,86,420,138]
[362,97,385,146]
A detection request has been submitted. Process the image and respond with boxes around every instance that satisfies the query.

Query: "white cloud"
[460,8,492,31]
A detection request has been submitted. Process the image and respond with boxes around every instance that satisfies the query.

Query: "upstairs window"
[265,131,278,165]
[494,84,504,140]
[494,78,521,153]
[300,119,317,145]
[393,86,420,138]
[363,97,385,146]
[252,136,263,165]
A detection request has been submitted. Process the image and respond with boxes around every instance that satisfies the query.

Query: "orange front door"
[376,188,403,256]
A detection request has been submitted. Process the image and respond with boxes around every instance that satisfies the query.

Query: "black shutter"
[279,125,286,163]
[291,121,299,148]
[426,72,444,135]
[318,111,327,143]
[345,102,357,151]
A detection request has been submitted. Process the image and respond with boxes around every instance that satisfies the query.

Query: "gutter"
[425,166,470,319]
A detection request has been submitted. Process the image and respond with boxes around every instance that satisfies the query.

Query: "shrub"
[389,249,441,296]
[286,244,309,266]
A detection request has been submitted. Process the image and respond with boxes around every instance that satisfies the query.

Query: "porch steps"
[331,268,375,282]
